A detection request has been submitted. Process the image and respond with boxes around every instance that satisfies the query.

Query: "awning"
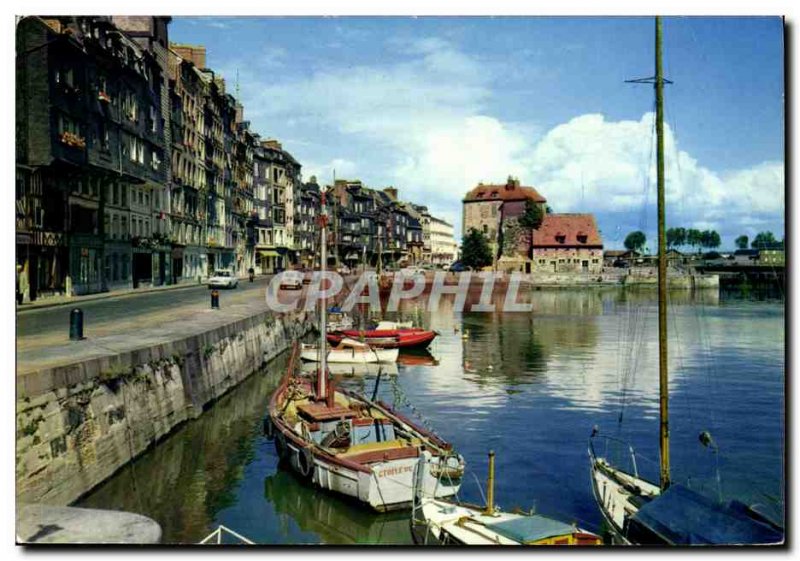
[345,253,358,260]
[258,250,279,257]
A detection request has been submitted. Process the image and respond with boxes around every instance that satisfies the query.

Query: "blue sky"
[171,16,784,249]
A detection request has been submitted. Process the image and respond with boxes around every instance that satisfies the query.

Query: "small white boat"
[301,360,399,377]
[412,452,601,546]
[301,338,398,364]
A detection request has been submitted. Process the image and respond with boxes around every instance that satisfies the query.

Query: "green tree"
[624,231,646,253]
[666,227,686,249]
[751,231,777,249]
[686,229,702,253]
[518,200,544,229]
[461,228,493,270]
[704,230,721,249]
[735,235,749,250]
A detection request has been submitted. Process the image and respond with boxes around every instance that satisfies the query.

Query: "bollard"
[211,289,220,309]
[69,308,84,341]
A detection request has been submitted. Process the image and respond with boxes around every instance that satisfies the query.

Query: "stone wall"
[16,309,312,506]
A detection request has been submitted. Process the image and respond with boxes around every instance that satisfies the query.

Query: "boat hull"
[273,424,461,512]
[327,330,437,349]
[300,345,398,363]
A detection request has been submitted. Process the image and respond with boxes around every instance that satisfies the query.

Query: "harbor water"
[77,288,785,544]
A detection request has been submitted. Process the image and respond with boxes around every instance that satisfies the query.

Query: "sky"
[170,16,785,250]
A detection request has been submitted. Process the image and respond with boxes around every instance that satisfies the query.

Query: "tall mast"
[655,15,670,490]
[318,188,328,400]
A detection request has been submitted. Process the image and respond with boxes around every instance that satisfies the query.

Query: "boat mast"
[318,188,329,401]
[655,15,670,490]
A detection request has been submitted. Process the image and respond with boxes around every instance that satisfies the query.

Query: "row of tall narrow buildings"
[15,16,458,303]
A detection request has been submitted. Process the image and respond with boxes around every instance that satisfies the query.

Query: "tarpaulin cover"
[631,484,783,545]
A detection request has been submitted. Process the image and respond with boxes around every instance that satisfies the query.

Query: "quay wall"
[16,310,313,506]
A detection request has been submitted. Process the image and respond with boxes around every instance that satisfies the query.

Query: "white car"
[278,271,303,290]
[208,269,239,289]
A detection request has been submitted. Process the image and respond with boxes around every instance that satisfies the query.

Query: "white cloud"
[528,113,784,239]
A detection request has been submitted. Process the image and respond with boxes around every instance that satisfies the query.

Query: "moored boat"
[412,451,602,546]
[327,329,437,350]
[268,344,464,512]
[301,337,399,364]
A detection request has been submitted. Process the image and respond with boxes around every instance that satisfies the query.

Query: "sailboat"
[266,189,465,512]
[587,17,783,546]
[412,451,602,546]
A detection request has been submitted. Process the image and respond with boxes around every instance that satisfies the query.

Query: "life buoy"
[275,431,288,460]
[297,446,315,480]
[263,417,275,441]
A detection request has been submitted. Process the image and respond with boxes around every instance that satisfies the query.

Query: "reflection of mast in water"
[263,470,412,545]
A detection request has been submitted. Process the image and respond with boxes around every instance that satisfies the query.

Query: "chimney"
[235,102,244,124]
[383,187,398,201]
[262,139,282,150]
[170,43,207,69]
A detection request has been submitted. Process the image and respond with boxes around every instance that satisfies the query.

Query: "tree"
[735,235,749,250]
[519,200,544,229]
[704,230,721,249]
[461,228,493,269]
[686,229,702,253]
[624,231,646,253]
[751,231,778,250]
[666,227,686,249]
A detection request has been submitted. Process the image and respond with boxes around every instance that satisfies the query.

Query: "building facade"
[531,214,603,274]
[462,177,547,265]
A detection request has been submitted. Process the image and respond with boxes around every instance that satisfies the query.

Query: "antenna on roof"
[235,68,240,99]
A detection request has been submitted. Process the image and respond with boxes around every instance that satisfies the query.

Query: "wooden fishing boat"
[268,345,464,512]
[588,18,783,546]
[327,329,437,350]
[301,337,399,364]
[413,452,601,546]
[267,188,465,513]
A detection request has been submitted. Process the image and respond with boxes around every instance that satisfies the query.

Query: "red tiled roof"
[463,182,547,203]
[532,214,603,248]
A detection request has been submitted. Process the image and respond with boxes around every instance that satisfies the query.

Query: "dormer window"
[491,191,498,198]
[577,233,588,244]
[556,233,566,244]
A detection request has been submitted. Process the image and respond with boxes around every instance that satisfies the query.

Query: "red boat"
[326,328,437,349]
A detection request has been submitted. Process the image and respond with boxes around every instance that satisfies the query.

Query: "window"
[55,67,74,88]
[97,121,110,151]
[58,114,80,136]
[149,106,158,133]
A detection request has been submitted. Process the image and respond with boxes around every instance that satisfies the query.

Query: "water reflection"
[263,470,412,545]
[77,352,290,543]
[77,287,783,544]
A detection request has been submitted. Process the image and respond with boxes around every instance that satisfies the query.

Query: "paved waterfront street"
[16,277,274,369]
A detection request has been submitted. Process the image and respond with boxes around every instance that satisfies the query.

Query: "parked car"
[448,261,468,272]
[279,271,303,290]
[208,269,239,289]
